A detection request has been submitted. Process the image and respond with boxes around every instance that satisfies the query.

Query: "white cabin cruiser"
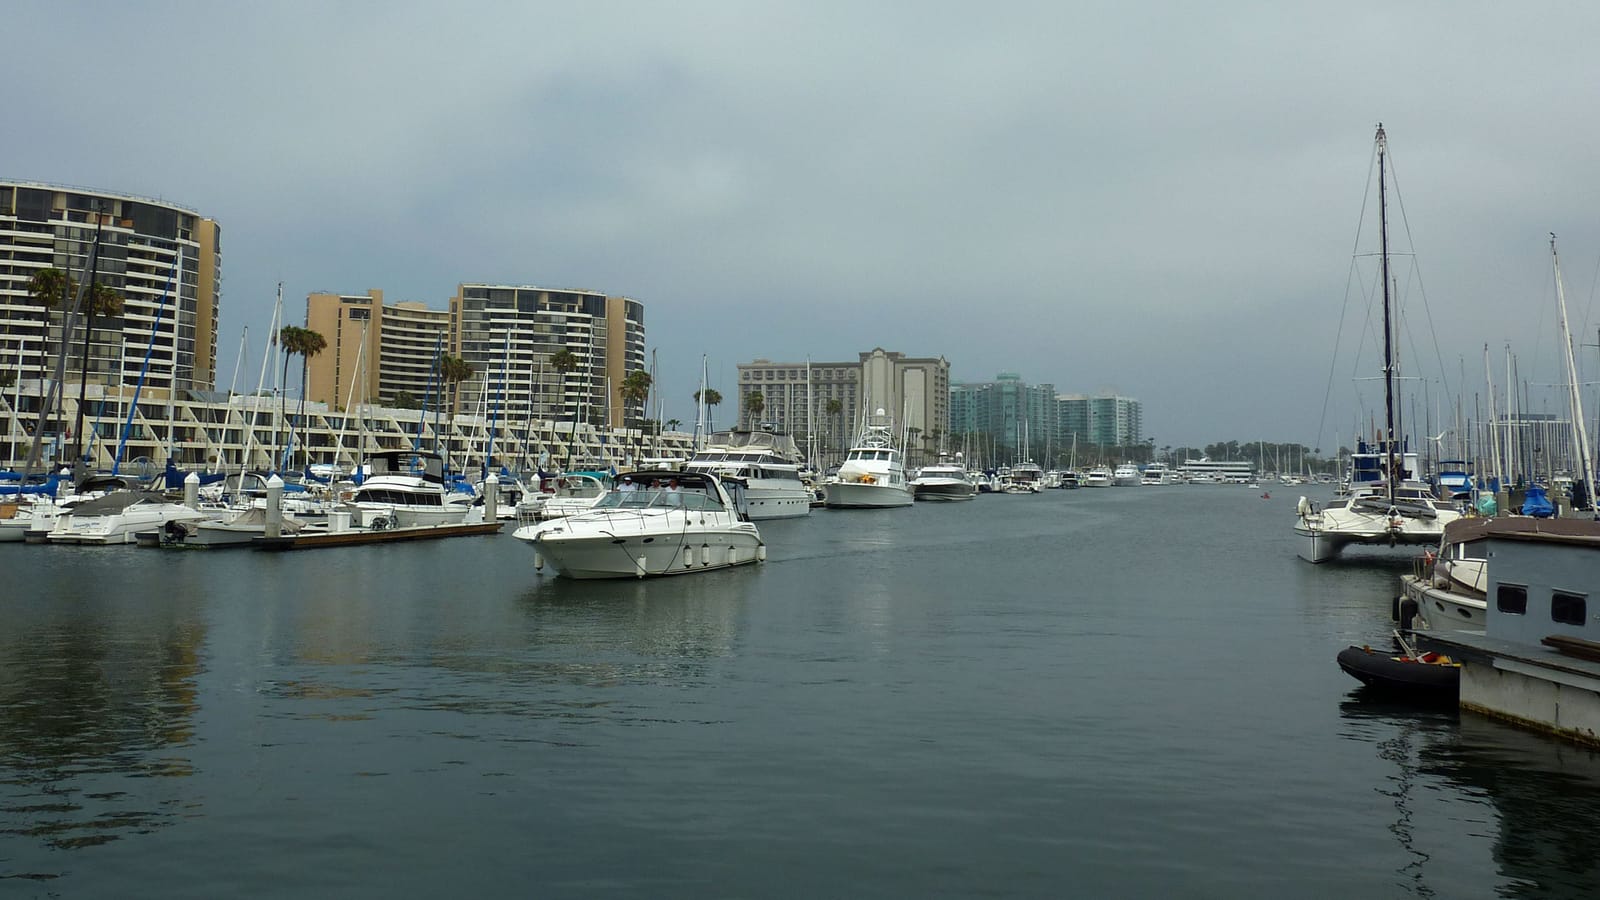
[48,490,209,545]
[685,430,813,519]
[910,454,977,501]
[513,470,764,579]
[1082,466,1113,488]
[823,410,914,509]
[347,450,472,528]
[1112,464,1142,487]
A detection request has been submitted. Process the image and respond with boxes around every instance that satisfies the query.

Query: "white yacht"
[518,471,612,522]
[513,470,764,579]
[1004,461,1045,493]
[910,454,977,501]
[1295,476,1461,563]
[684,430,813,519]
[1112,464,1142,487]
[48,491,209,545]
[1399,516,1494,632]
[1082,466,1113,488]
[823,410,914,509]
[347,450,472,528]
[1140,463,1170,486]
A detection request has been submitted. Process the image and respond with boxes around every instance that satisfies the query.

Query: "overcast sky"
[10,2,1600,450]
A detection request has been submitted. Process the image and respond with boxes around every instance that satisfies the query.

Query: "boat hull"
[823,481,913,508]
[530,528,765,579]
[740,486,814,519]
[1400,574,1485,631]
[1336,645,1460,698]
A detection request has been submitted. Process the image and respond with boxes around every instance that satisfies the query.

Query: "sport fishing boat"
[512,470,764,579]
[823,409,913,508]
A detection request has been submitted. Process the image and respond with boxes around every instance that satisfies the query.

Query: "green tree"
[549,348,579,466]
[619,368,653,457]
[745,391,765,428]
[278,325,327,470]
[25,268,72,414]
[71,282,124,464]
[694,388,723,434]
[825,399,843,461]
[439,353,474,469]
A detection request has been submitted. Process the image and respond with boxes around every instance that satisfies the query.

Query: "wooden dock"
[252,520,503,551]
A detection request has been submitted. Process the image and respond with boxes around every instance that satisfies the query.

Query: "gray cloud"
[9,2,1600,448]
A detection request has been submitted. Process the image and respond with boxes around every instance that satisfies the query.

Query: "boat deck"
[252,521,502,551]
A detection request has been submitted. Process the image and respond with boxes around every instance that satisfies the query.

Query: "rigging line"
[1315,141,1381,458]
[1384,148,1455,405]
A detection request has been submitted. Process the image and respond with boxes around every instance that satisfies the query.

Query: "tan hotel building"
[305,284,646,429]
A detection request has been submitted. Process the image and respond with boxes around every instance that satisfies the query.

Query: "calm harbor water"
[4,486,1600,897]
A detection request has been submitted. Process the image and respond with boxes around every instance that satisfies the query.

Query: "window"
[1552,591,1587,626]
[1496,584,1527,615]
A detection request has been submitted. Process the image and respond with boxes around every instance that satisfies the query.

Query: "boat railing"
[1411,551,1438,583]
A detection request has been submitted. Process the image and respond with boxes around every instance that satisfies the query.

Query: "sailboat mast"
[1551,235,1596,508]
[1377,123,1398,502]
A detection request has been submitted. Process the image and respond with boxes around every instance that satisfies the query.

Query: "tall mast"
[1551,234,1596,509]
[1377,123,1398,501]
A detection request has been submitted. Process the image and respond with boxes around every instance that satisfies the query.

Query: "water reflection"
[0,590,204,855]
[1341,695,1600,898]
[1423,717,1600,898]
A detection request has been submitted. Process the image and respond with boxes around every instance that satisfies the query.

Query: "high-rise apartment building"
[304,285,647,430]
[450,284,645,429]
[1056,393,1143,448]
[0,180,221,399]
[305,290,450,409]
[736,348,949,461]
[949,373,1059,462]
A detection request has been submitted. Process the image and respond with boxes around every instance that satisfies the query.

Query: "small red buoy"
[1261,492,1271,499]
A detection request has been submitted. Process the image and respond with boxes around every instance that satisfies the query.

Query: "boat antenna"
[1377,123,1398,503]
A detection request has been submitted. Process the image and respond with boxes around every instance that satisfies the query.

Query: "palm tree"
[278,325,327,470]
[549,348,579,466]
[825,398,843,464]
[694,388,722,434]
[619,369,652,459]
[71,282,124,465]
[746,391,765,429]
[25,268,71,417]
[664,418,682,433]
[439,353,474,470]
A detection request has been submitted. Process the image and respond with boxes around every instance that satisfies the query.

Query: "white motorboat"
[1003,461,1044,493]
[685,430,813,519]
[47,491,209,545]
[1141,463,1170,486]
[1082,466,1113,488]
[513,470,764,579]
[1399,516,1494,632]
[910,454,977,501]
[348,450,471,528]
[153,504,305,548]
[1112,464,1142,487]
[823,410,914,509]
[518,471,613,522]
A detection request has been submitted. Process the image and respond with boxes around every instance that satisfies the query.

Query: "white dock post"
[485,473,499,524]
[183,471,200,510]
[266,474,284,538]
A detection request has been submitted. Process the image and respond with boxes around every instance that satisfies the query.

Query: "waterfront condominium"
[306,285,646,430]
[0,180,222,402]
[736,348,950,463]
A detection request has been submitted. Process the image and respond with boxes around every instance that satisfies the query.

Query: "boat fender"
[1398,598,1419,632]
